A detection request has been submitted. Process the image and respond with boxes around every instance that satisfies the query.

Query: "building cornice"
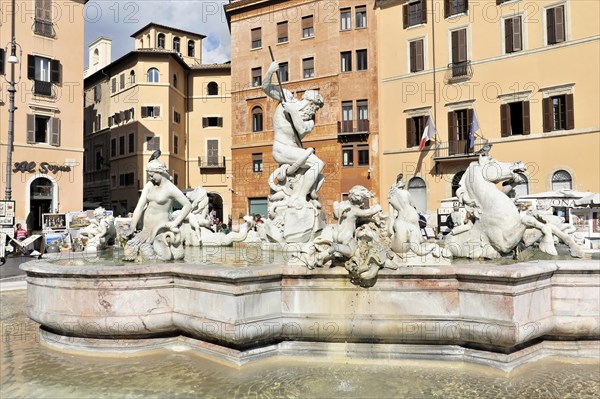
[130,22,206,39]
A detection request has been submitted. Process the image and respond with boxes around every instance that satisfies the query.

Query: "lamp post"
[5,0,18,200]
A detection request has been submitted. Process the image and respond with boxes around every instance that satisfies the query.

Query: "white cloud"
[84,0,230,66]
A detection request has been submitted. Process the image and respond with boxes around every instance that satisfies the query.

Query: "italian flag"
[419,116,437,151]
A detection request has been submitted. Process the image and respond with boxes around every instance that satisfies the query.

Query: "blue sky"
[84,0,230,67]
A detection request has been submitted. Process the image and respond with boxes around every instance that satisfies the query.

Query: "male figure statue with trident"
[262,60,325,208]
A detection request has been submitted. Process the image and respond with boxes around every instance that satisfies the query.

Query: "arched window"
[173,37,181,53]
[452,171,465,197]
[157,33,165,49]
[92,49,99,65]
[552,170,573,191]
[207,82,219,96]
[188,40,195,57]
[252,106,263,132]
[129,70,135,85]
[147,68,159,83]
[172,74,177,88]
[408,177,427,213]
[514,173,529,197]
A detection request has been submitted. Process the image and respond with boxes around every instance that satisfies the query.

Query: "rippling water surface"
[2,290,599,399]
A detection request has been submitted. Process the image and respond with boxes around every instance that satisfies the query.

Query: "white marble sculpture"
[443,155,584,259]
[80,207,116,251]
[123,157,192,261]
[521,200,586,251]
[261,61,326,244]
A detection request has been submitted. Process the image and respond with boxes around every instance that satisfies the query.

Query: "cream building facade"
[0,0,86,228]
[376,0,600,226]
[83,23,232,220]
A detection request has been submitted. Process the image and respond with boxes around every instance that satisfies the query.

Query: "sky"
[83,0,230,67]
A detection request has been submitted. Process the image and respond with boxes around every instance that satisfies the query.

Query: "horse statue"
[443,156,583,259]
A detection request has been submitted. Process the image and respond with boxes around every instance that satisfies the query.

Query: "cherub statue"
[80,207,116,250]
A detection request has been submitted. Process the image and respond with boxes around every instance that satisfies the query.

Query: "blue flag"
[469,110,480,149]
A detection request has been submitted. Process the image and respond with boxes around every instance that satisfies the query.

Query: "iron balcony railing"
[198,156,226,169]
[33,80,53,97]
[33,19,55,38]
[337,119,369,134]
[433,138,489,159]
[446,61,472,82]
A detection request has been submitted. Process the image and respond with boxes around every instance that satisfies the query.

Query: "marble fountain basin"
[20,257,600,370]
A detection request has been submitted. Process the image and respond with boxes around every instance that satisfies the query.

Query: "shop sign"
[13,161,71,174]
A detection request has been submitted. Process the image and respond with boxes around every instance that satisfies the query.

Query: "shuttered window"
[403,0,427,29]
[251,28,262,49]
[303,57,314,78]
[409,40,424,72]
[128,133,135,153]
[543,94,574,132]
[27,114,60,146]
[202,117,223,127]
[355,6,367,28]
[500,101,530,137]
[252,67,262,87]
[207,140,219,165]
[451,29,467,63]
[505,16,522,53]
[547,5,565,45]
[444,0,468,18]
[277,22,288,43]
[252,153,263,172]
[302,16,314,38]
[35,0,52,21]
[141,106,160,118]
[406,115,426,148]
[146,136,160,151]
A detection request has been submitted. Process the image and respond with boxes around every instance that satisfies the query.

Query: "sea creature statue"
[521,200,586,250]
[443,155,584,259]
[175,187,211,246]
[123,157,192,261]
[80,207,116,251]
[260,60,326,244]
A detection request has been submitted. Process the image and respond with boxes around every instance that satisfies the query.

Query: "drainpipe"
[431,0,437,127]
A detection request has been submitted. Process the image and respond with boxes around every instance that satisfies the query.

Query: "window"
[303,57,314,78]
[445,0,467,18]
[252,67,262,87]
[119,173,135,187]
[447,109,472,154]
[207,81,219,95]
[406,115,427,147]
[157,33,165,49]
[111,138,116,157]
[130,70,135,85]
[341,101,353,132]
[543,94,574,132]
[248,198,268,218]
[27,114,60,146]
[403,0,427,28]
[341,51,352,72]
[279,62,289,82]
[450,29,468,78]
[355,5,367,28]
[342,146,354,167]
[147,68,159,83]
[546,5,565,45]
[174,110,181,124]
[34,0,54,37]
[356,49,368,71]
[451,171,464,197]
[119,136,125,156]
[505,16,522,53]
[141,106,161,118]
[252,107,263,132]
[357,100,369,131]
[27,55,59,96]
[96,149,103,171]
[202,117,223,127]
[252,153,263,172]
[95,114,101,131]
[357,144,369,166]
[251,28,262,49]
[501,101,530,136]
[408,177,427,213]
[128,133,134,153]
[340,8,351,30]
[173,37,181,53]
[552,170,572,191]
[111,77,117,93]
[410,40,424,72]
[302,16,314,38]
[173,173,179,186]
[206,140,219,166]
[146,136,160,151]
[188,40,195,57]
[119,73,125,90]
[277,21,289,43]
[174,135,179,154]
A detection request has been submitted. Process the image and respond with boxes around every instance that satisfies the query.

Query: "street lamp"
[4,0,18,200]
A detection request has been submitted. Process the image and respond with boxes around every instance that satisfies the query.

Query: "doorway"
[29,177,53,230]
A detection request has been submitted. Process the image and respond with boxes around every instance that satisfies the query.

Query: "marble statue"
[443,155,584,259]
[521,200,586,250]
[261,61,326,244]
[123,157,192,261]
[80,207,116,251]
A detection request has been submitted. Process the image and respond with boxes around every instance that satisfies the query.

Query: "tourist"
[15,223,27,241]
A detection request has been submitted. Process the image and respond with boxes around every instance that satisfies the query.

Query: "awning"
[574,193,600,207]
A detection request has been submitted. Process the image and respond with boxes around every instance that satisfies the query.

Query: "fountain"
[18,60,599,373]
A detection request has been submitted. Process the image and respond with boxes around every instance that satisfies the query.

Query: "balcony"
[33,80,53,97]
[446,61,472,83]
[198,156,226,170]
[33,19,55,38]
[337,119,369,143]
[433,138,489,161]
